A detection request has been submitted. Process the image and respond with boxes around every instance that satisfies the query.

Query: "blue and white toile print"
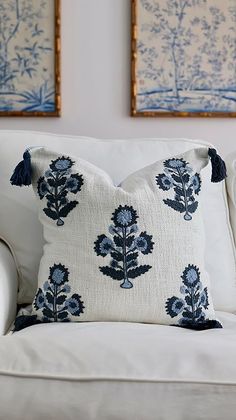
[136,0,236,114]
[0,0,56,113]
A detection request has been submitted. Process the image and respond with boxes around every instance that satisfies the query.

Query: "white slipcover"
[226,152,236,246]
[1,132,236,420]
[1,313,236,420]
[0,241,17,335]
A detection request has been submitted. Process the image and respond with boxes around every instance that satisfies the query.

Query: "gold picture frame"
[0,0,61,117]
[131,0,236,118]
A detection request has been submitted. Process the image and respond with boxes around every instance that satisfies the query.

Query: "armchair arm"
[0,240,18,335]
[225,152,236,247]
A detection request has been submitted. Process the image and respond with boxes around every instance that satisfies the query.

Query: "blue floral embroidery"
[165,264,211,327]
[33,264,84,322]
[94,205,154,289]
[156,158,201,221]
[37,157,84,226]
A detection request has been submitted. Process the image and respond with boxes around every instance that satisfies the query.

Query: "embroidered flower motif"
[37,156,84,226]
[155,174,173,191]
[165,296,185,317]
[65,295,84,316]
[190,174,201,195]
[156,158,201,221]
[49,264,69,285]
[200,288,209,309]
[181,265,200,287]
[94,205,154,289]
[165,264,216,328]
[94,235,114,257]
[33,264,84,322]
[66,174,84,194]
[111,205,138,228]
[34,289,46,309]
[49,157,74,172]
[164,158,186,169]
[134,232,154,254]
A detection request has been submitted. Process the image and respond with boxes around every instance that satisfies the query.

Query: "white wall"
[0,0,235,156]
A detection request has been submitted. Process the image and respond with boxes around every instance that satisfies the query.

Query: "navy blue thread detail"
[156,158,201,221]
[37,156,84,226]
[94,205,154,289]
[208,148,227,183]
[33,264,85,322]
[10,150,32,186]
[165,264,222,329]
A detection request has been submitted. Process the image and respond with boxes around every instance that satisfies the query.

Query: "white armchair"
[0,241,18,335]
[225,152,236,247]
[0,131,236,420]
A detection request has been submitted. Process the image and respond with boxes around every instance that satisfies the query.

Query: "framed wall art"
[0,0,60,117]
[131,0,236,117]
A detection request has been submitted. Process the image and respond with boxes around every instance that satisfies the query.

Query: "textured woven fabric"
[28,146,219,328]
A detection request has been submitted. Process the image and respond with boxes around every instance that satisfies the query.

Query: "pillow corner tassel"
[10,149,32,186]
[208,148,227,183]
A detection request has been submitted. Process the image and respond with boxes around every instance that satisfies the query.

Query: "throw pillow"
[11,147,226,330]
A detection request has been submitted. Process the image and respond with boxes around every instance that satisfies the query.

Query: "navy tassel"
[10,150,32,186]
[208,148,227,183]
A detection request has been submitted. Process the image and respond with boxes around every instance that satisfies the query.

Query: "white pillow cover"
[13,146,222,330]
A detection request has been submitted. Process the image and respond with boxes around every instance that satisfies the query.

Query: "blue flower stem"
[120,227,133,289]
[57,173,68,197]
[194,285,202,314]
[191,289,195,321]
[177,167,191,221]
[53,284,58,322]
[187,286,197,323]
[54,172,64,226]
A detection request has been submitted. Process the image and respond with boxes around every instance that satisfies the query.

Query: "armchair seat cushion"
[1,313,236,420]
